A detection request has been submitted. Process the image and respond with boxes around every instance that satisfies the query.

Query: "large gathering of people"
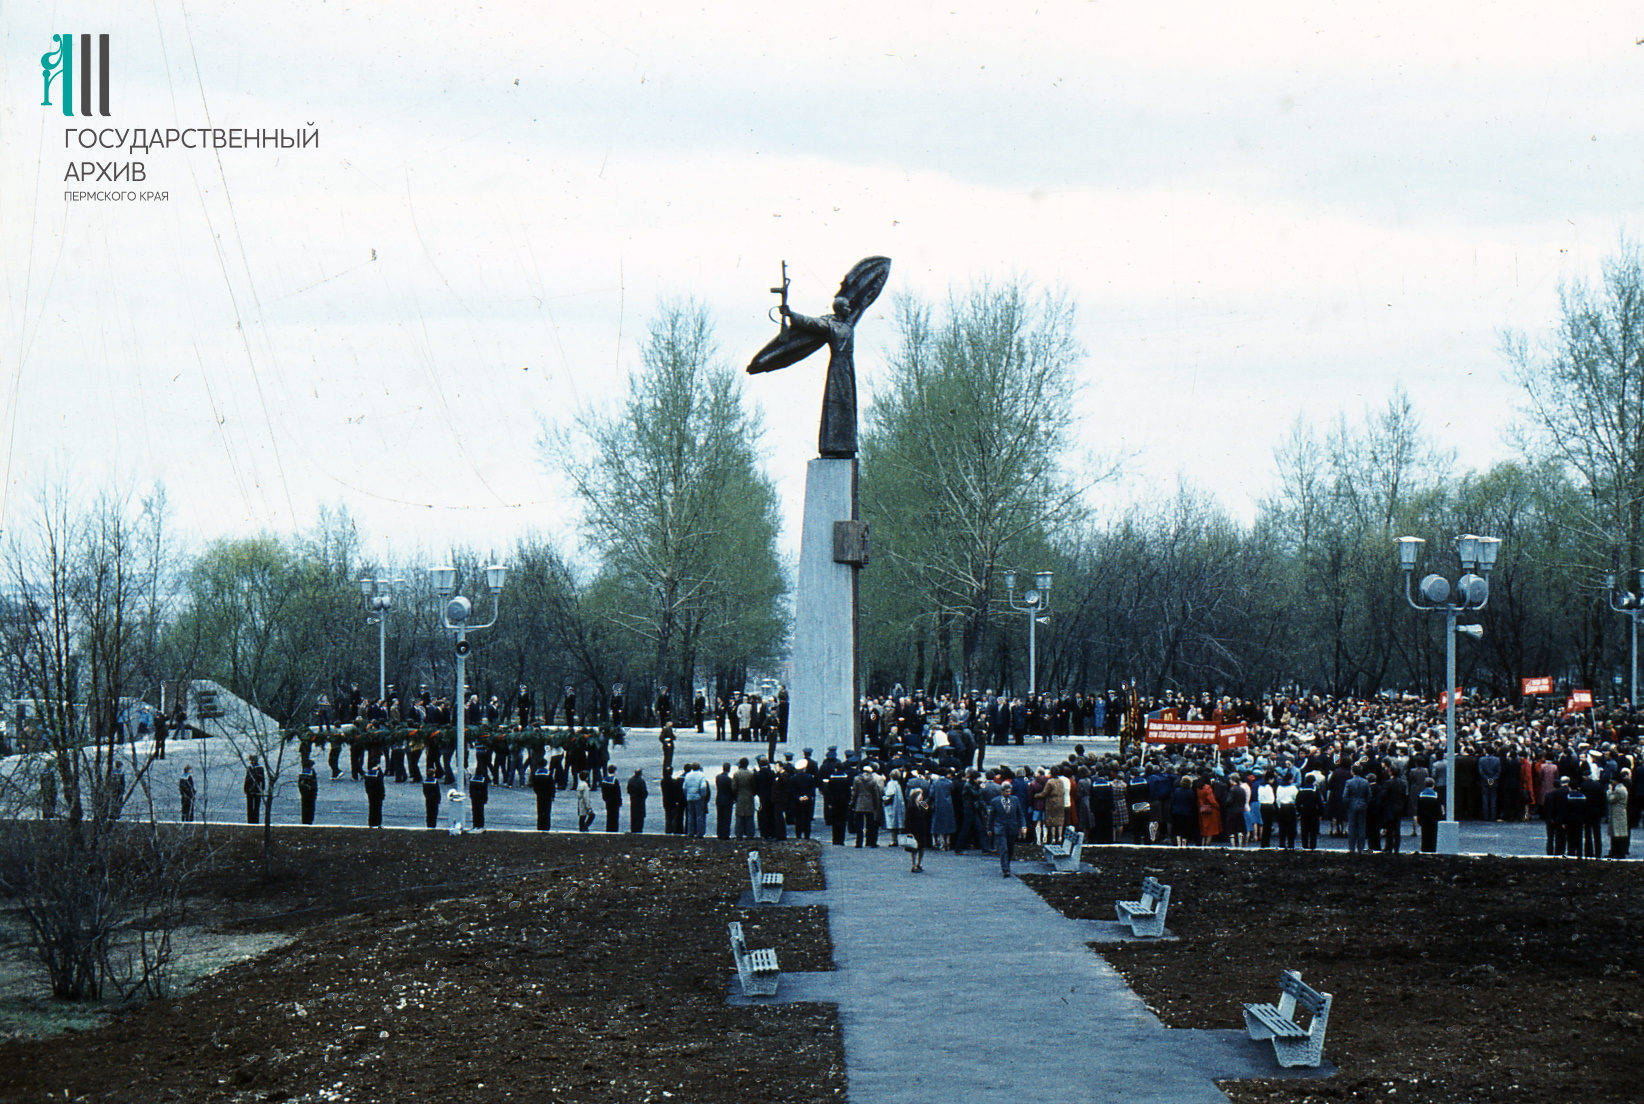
[678,687,1644,870]
[26,672,1642,865]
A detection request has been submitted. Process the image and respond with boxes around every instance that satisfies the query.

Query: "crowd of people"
[30,673,1644,866]
[632,689,1644,870]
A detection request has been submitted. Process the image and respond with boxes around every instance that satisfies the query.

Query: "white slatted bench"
[1243,969,1332,1068]
[728,921,780,997]
[1113,875,1171,937]
[747,850,784,904]
[1042,828,1084,873]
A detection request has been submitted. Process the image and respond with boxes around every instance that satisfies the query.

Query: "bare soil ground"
[1024,846,1644,1104]
[0,827,840,1104]
[2,828,1638,1104]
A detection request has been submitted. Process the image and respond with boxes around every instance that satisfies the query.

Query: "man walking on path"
[988,779,1025,876]
[852,763,885,847]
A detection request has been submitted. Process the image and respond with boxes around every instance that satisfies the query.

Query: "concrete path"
[788,845,1330,1104]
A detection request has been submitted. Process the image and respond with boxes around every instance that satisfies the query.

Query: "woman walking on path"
[905,784,933,872]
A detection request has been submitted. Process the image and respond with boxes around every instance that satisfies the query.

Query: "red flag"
[1438,687,1463,709]
[1521,676,1553,696]
[1564,689,1593,714]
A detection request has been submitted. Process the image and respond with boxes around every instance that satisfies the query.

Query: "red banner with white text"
[1146,720,1249,750]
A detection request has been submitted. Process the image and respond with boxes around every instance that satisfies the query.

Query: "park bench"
[728,921,780,997]
[1113,875,1171,937]
[1242,969,1332,1068]
[747,850,785,904]
[1042,828,1084,873]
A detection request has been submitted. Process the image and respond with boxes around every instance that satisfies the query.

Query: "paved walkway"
[748,845,1330,1104]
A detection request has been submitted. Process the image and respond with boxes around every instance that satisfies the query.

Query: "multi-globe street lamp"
[1604,570,1644,708]
[1004,570,1053,697]
[357,575,402,704]
[431,563,507,834]
[1395,533,1501,855]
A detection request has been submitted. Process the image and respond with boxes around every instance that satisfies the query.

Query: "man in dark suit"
[787,765,817,839]
[1380,767,1407,853]
[823,767,852,846]
[517,685,534,727]
[1540,776,1567,854]
[1579,773,1606,858]
[1416,780,1443,852]
[715,762,735,839]
[627,769,648,833]
[988,780,1026,876]
[1560,777,1588,857]
[1477,745,1502,821]
[754,756,778,838]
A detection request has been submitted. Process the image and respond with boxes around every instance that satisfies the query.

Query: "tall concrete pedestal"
[789,458,862,752]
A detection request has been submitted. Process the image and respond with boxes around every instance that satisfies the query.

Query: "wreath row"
[287,722,625,755]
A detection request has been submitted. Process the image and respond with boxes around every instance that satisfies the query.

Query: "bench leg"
[1271,1035,1324,1068]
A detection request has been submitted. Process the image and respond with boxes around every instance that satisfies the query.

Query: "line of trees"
[866,246,1644,703]
[8,251,1644,741]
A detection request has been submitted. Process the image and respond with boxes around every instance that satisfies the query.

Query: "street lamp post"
[1395,533,1501,855]
[1604,570,1644,708]
[1004,570,1053,696]
[358,575,402,704]
[431,563,508,835]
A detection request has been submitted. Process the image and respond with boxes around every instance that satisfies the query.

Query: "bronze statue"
[748,256,891,458]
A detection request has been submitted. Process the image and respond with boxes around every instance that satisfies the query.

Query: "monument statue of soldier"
[747,256,890,753]
[748,256,891,457]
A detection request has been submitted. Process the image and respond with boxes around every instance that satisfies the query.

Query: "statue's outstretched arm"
[785,310,830,336]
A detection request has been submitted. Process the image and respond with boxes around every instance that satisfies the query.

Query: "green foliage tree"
[164,533,358,724]
[860,282,1094,693]
[547,301,787,705]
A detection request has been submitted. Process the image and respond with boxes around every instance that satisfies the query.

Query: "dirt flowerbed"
[1024,846,1644,1104]
[0,827,840,1104]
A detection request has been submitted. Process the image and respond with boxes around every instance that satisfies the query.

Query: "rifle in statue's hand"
[768,260,790,325]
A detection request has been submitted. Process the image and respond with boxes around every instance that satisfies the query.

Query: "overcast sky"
[2,1,1641,568]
